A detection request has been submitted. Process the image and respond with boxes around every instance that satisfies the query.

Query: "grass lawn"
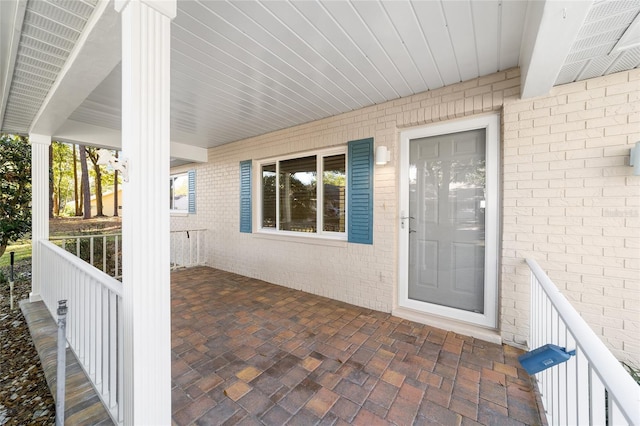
[0,217,123,269]
[0,240,32,268]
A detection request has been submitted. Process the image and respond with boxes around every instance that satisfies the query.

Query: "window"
[241,137,373,244]
[260,149,346,236]
[170,170,196,213]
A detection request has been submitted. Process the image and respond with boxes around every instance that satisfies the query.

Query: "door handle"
[400,215,415,228]
[409,229,416,234]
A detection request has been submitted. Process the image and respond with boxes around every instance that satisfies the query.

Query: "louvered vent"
[2,0,98,134]
[556,0,640,85]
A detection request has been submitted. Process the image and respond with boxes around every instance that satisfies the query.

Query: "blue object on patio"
[519,344,576,375]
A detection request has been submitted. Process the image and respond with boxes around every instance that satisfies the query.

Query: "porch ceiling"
[1,0,639,153]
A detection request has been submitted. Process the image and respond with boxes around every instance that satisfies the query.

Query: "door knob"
[400,215,415,228]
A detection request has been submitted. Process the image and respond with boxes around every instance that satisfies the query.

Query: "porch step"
[20,300,114,425]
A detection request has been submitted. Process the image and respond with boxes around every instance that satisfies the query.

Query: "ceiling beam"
[170,141,208,163]
[519,0,592,99]
[29,1,121,135]
[54,120,208,163]
[53,120,121,149]
[0,0,27,130]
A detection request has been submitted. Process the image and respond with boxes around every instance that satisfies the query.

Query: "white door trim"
[398,114,500,329]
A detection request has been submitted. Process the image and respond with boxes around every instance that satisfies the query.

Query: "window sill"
[170,211,189,217]
[255,230,348,247]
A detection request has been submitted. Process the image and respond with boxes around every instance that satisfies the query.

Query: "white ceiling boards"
[1,0,639,149]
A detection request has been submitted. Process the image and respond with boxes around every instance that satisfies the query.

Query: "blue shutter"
[188,170,196,214]
[348,138,373,244]
[239,160,252,233]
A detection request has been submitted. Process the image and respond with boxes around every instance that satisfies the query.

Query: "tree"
[51,142,73,216]
[79,144,91,219]
[86,147,105,216]
[73,144,80,216]
[0,134,31,258]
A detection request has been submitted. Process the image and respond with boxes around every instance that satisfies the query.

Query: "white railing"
[50,233,122,279]
[49,229,206,278]
[170,229,206,270]
[40,240,124,425]
[526,258,640,426]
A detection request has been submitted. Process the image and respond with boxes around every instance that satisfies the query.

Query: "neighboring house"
[89,189,123,217]
[1,0,638,424]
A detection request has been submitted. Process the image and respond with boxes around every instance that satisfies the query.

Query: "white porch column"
[115,0,176,424]
[29,133,51,302]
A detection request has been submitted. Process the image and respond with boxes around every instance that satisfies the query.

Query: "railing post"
[56,300,68,426]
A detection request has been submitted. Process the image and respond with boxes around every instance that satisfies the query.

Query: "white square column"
[29,133,51,302]
[115,0,176,424]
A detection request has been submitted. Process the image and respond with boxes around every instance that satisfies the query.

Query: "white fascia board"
[29,1,121,135]
[519,0,592,99]
[170,141,208,163]
[55,119,208,163]
[0,0,27,130]
[54,120,121,149]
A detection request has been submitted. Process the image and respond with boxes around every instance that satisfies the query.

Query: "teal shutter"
[239,160,252,233]
[348,138,373,244]
[188,170,196,214]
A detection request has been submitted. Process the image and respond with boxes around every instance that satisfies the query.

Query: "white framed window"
[259,147,347,238]
[241,138,373,244]
[170,170,196,214]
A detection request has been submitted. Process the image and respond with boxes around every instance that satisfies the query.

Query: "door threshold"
[392,306,502,345]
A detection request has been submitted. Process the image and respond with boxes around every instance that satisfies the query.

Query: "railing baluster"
[103,236,107,273]
[115,235,119,279]
[589,367,606,424]
[109,291,117,408]
[117,296,124,423]
[90,237,94,267]
[101,286,108,393]
[526,258,639,426]
[181,234,185,267]
[168,229,206,270]
[576,349,589,425]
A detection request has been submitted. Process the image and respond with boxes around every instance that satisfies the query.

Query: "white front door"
[399,115,499,328]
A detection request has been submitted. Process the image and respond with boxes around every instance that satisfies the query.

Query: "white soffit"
[4,0,640,149]
[556,0,640,84]
[69,0,528,149]
[1,0,98,134]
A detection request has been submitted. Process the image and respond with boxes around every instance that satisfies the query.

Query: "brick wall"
[171,68,639,366]
[502,69,639,366]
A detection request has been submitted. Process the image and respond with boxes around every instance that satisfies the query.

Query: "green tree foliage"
[51,142,119,217]
[52,141,73,216]
[0,134,31,258]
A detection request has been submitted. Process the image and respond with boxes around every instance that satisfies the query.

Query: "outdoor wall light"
[97,148,129,182]
[630,141,640,176]
[518,344,576,375]
[375,146,391,165]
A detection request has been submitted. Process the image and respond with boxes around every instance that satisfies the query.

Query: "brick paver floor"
[171,267,544,425]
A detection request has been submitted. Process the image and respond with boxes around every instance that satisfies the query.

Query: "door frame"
[398,114,500,328]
